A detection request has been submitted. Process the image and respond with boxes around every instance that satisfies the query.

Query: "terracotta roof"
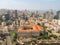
[18,23,43,33]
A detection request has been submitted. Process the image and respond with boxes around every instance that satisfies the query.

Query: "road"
[6,35,12,45]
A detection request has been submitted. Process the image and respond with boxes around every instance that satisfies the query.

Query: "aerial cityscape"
[0,0,60,45]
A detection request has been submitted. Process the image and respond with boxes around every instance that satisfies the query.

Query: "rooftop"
[18,23,43,33]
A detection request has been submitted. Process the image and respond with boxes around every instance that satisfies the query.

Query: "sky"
[0,0,60,10]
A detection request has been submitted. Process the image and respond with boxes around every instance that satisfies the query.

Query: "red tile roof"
[18,23,43,33]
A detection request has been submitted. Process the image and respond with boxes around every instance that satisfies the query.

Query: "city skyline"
[0,0,60,10]
[0,1,60,45]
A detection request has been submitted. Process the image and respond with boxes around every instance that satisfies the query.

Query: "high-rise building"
[57,11,60,19]
[15,10,18,19]
[43,10,53,21]
[5,13,10,20]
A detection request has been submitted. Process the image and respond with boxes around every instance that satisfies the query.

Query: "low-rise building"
[18,23,44,36]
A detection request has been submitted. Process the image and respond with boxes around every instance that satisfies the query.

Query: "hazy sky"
[0,0,60,10]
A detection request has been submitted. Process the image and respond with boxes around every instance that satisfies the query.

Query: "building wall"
[18,32,40,37]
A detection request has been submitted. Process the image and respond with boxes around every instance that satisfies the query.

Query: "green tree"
[9,32,17,43]
[49,34,57,38]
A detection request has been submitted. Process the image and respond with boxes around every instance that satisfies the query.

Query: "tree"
[47,30,52,33]
[49,34,57,38]
[9,32,17,42]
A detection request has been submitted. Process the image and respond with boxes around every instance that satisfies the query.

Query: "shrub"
[39,32,48,39]
[49,34,57,38]
[47,30,52,33]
